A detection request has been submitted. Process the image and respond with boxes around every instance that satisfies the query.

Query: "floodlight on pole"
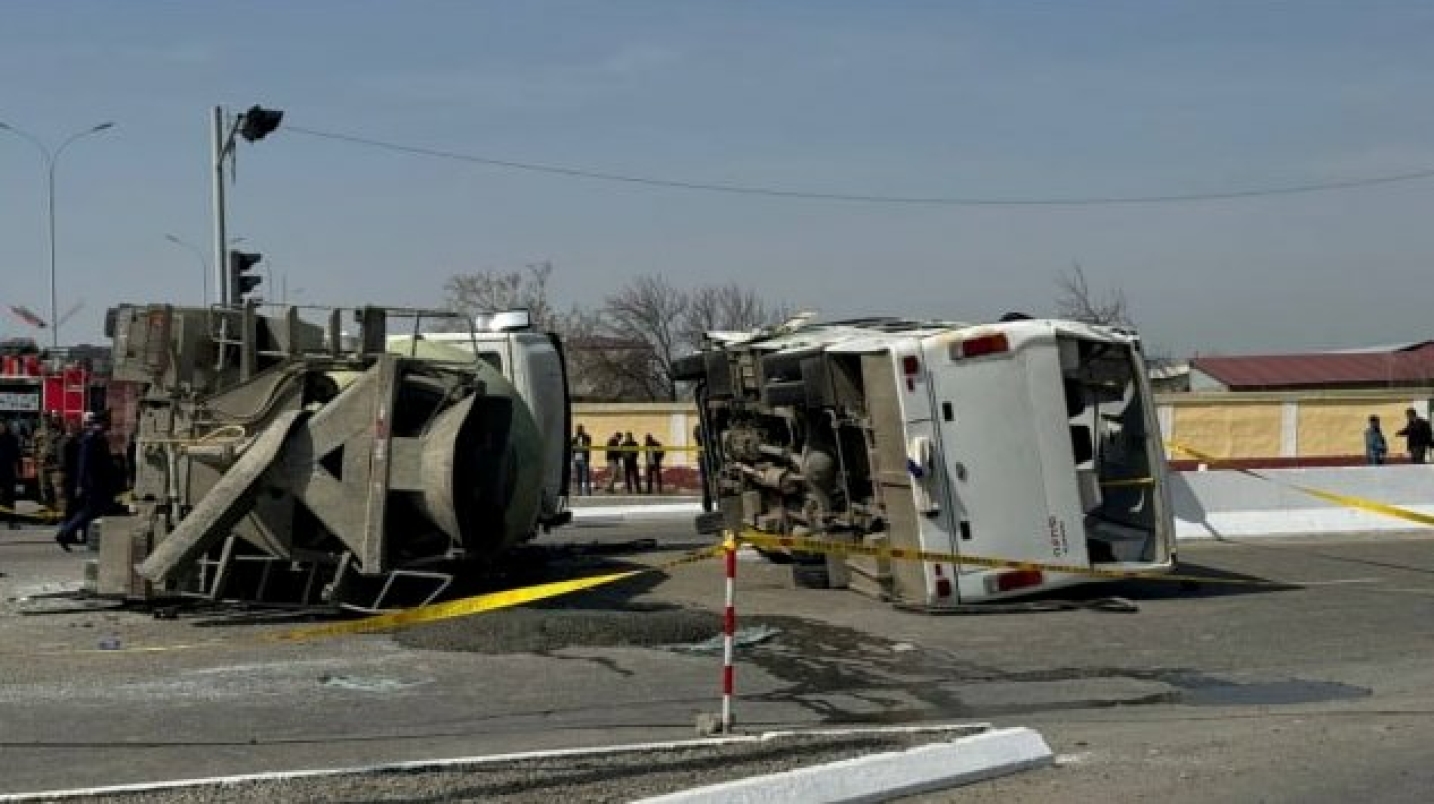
[0,120,116,349]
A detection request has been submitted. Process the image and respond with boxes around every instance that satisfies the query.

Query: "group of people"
[1364,407,1433,465]
[0,414,83,531]
[569,424,666,495]
[0,411,122,550]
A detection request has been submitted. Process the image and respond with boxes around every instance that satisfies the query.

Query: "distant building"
[1190,341,1434,392]
[1146,361,1190,393]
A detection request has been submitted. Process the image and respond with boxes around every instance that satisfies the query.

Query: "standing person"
[644,433,665,494]
[0,420,21,529]
[58,417,81,520]
[604,432,623,493]
[35,414,60,510]
[621,431,641,494]
[1365,415,1389,466]
[1394,407,1433,465]
[53,412,116,551]
[570,424,593,495]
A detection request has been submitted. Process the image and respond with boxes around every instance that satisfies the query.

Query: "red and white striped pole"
[721,530,737,732]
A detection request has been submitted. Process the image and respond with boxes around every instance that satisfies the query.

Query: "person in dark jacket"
[621,432,641,494]
[53,412,115,551]
[1395,407,1433,464]
[570,424,593,496]
[643,433,665,494]
[0,419,21,529]
[604,433,622,493]
[59,418,81,519]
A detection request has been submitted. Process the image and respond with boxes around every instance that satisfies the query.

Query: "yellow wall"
[1298,401,1413,457]
[573,402,700,466]
[1162,390,1432,460]
[1170,402,1283,459]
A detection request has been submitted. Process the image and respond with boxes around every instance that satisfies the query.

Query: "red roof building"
[1190,341,1434,391]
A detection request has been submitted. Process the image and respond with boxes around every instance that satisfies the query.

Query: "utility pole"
[211,104,283,307]
[212,106,229,307]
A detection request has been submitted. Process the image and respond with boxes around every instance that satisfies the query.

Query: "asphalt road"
[2,516,1434,802]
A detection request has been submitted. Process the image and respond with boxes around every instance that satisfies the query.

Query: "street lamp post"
[164,234,210,306]
[0,121,115,350]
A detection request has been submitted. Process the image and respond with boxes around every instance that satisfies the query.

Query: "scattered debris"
[665,625,782,655]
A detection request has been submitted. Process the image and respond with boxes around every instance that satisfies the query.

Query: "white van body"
[677,316,1174,606]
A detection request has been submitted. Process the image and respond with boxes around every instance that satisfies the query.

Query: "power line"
[287,124,1434,207]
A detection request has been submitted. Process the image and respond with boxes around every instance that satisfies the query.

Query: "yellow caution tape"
[736,529,1298,588]
[1167,442,1434,529]
[1,488,134,523]
[274,544,724,641]
[0,503,64,523]
[273,570,646,641]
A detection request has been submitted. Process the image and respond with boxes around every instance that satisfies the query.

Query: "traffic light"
[229,249,263,302]
[239,106,284,142]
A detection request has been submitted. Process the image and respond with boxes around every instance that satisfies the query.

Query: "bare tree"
[442,262,624,396]
[443,262,562,331]
[1054,262,1133,327]
[680,283,789,351]
[439,266,797,401]
[561,306,659,401]
[598,275,689,401]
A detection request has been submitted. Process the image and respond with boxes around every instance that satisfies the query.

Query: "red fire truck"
[0,338,115,501]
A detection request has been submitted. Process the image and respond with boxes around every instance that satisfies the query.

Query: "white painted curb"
[631,727,1054,804]
[0,725,1018,802]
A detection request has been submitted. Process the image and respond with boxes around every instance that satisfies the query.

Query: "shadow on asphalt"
[174,543,691,630]
[1093,561,1303,601]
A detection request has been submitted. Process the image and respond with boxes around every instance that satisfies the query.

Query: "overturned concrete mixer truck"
[93,303,570,612]
[674,314,1176,607]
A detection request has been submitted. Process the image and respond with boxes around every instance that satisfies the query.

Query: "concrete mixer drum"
[96,302,568,612]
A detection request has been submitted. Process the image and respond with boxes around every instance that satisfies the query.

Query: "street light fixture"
[165,234,247,306]
[164,234,210,306]
[0,120,115,350]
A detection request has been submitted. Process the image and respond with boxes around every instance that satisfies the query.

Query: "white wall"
[1173,465,1434,539]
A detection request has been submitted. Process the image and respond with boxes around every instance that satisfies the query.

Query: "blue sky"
[2,1,1432,357]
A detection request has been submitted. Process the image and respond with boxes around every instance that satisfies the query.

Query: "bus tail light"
[902,355,920,391]
[933,563,952,598]
[958,333,1010,359]
[985,569,1044,594]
